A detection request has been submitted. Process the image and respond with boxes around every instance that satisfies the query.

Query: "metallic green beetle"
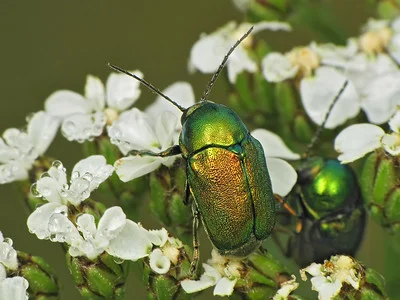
[285,157,366,267]
[274,81,365,266]
[110,27,275,270]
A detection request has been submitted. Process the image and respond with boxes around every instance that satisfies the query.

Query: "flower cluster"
[0,232,29,300]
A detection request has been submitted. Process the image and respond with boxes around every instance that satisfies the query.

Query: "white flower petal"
[45,90,91,119]
[61,112,106,143]
[262,52,298,82]
[334,124,385,163]
[27,203,66,240]
[389,110,400,133]
[252,128,300,160]
[190,33,230,74]
[27,111,59,155]
[267,157,297,197]
[0,162,29,184]
[0,238,18,270]
[181,274,217,294]
[149,249,171,274]
[251,21,292,33]
[145,82,195,121]
[107,108,157,154]
[97,206,127,241]
[0,277,29,300]
[0,264,5,280]
[273,275,299,300]
[155,112,179,150]
[312,278,342,300]
[145,228,169,247]
[381,133,400,156]
[213,277,237,296]
[107,220,152,261]
[300,67,360,129]
[361,72,400,124]
[106,71,143,111]
[35,176,64,204]
[114,156,162,182]
[76,214,97,238]
[85,75,105,111]
[71,155,114,192]
[47,210,81,243]
[227,46,257,83]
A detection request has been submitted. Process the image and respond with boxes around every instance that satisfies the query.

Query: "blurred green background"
[0,1,391,298]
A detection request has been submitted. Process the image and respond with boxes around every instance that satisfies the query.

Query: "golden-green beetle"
[110,27,275,271]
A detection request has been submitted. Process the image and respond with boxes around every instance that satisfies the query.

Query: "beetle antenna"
[108,63,186,112]
[200,26,254,101]
[305,80,349,157]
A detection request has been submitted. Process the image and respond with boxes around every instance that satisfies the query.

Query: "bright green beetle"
[110,27,275,271]
[286,157,366,267]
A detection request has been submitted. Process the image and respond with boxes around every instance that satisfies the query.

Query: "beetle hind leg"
[190,202,200,277]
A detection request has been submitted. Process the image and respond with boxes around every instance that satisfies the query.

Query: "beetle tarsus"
[190,203,200,277]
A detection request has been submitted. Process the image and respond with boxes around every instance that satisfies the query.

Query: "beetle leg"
[183,179,191,206]
[274,194,298,217]
[128,145,182,157]
[190,202,200,276]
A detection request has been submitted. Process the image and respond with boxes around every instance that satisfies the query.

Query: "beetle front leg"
[128,145,182,157]
[190,202,200,276]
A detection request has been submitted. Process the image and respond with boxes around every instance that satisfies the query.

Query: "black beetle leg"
[183,179,191,206]
[128,145,182,157]
[190,202,200,276]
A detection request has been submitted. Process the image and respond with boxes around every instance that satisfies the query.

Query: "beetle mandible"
[109,27,276,272]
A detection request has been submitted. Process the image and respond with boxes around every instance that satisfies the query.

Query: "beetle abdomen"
[187,136,275,256]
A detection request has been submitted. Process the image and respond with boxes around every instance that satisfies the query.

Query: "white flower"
[334,110,400,163]
[45,72,143,142]
[27,156,114,240]
[0,232,18,270]
[0,111,58,184]
[30,155,114,206]
[189,21,291,83]
[149,248,171,274]
[251,128,299,196]
[0,265,29,300]
[273,275,299,300]
[29,205,154,261]
[262,46,360,129]
[110,108,179,182]
[181,250,241,296]
[300,255,362,300]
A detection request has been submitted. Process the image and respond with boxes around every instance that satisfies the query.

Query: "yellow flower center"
[359,27,393,55]
[287,47,320,77]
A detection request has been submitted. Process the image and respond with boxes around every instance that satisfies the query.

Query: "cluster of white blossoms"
[181,249,299,298]
[0,232,29,300]
[262,18,400,128]
[335,109,400,163]
[301,255,363,300]
[181,249,244,296]
[26,155,175,263]
[0,111,58,184]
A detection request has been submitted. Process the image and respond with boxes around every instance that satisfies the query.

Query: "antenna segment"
[305,80,349,157]
[200,26,254,101]
[108,63,186,112]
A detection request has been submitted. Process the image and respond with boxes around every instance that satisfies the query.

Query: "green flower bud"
[143,238,192,300]
[361,150,400,232]
[149,161,192,245]
[66,252,129,299]
[14,251,59,299]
